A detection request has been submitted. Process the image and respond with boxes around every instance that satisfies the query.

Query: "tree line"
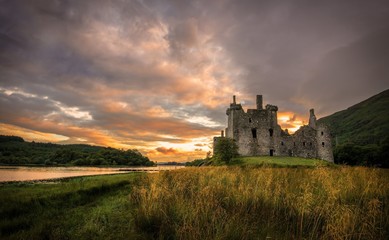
[333,138,389,167]
[0,135,155,166]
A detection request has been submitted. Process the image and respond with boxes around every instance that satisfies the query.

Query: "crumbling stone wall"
[215,95,334,162]
[316,124,334,162]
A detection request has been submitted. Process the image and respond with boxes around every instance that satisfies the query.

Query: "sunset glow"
[1,0,388,162]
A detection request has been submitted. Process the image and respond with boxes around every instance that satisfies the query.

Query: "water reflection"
[0,166,184,182]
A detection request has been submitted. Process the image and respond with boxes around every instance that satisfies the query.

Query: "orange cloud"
[0,123,68,143]
[146,148,207,162]
[277,112,307,133]
[155,147,178,155]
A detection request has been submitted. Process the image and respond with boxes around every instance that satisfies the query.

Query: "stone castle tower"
[214,95,333,162]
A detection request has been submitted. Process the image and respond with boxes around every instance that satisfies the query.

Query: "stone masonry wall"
[216,95,334,162]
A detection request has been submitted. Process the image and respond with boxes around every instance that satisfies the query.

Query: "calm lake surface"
[0,166,183,182]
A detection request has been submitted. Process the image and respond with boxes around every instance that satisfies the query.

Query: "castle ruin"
[214,95,334,162]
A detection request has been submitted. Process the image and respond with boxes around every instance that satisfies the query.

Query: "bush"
[213,138,239,164]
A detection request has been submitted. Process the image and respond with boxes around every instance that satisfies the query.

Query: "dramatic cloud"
[1,0,388,161]
[155,147,178,155]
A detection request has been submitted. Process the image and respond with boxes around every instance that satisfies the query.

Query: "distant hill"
[0,135,155,166]
[318,89,389,146]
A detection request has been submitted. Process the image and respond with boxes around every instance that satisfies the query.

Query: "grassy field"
[1,166,389,239]
[233,156,334,167]
[131,167,389,239]
[0,173,142,239]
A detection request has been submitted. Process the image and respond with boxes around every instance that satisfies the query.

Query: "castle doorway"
[270,149,274,156]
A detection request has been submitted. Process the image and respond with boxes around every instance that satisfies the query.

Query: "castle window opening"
[270,149,274,156]
[309,142,312,146]
[251,128,257,138]
[294,142,296,146]
[249,118,252,123]
[281,141,284,146]
[269,128,273,137]
[321,131,324,136]
[303,142,306,146]
[322,142,325,147]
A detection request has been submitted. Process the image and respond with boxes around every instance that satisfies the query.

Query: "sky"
[1,0,388,162]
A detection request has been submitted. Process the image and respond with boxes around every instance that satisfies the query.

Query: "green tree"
[213,138,239,164]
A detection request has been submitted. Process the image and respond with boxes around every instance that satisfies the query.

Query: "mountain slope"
[317,89,389,146]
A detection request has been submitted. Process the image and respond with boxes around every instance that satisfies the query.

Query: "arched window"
[322,142,325,147]
[321,131,324,136]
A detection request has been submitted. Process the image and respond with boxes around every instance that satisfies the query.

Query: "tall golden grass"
[130,166,389,239]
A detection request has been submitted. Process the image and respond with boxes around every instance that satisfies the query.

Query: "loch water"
[0,166,183,182]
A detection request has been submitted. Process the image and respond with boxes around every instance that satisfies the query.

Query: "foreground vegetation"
[1,166,388,239]
[131,167,389,239]
[0,173,141,239]
[0,135,154,166]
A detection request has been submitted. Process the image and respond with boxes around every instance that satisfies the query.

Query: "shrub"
[213,138,239,164]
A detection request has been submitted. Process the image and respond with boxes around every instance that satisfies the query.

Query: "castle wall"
[291,126,318,158]
[316,124,334,162]
[215,95,334,162]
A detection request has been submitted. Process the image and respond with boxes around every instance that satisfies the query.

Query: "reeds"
[131,167,389,239]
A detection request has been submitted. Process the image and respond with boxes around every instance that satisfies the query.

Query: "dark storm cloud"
[0,92,56,121]
[204,0,389,115]
[1,0,388,160]
[299,28,389,114]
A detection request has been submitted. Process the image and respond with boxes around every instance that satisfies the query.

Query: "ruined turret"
[225,95,244,139]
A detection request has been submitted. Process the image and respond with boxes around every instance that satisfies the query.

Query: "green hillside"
[318,89,389,146]
[317,89,389,167]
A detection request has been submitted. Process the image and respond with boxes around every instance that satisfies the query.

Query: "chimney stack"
[233,95,236,104]
[309,109,317,129]
[256,95,263,110]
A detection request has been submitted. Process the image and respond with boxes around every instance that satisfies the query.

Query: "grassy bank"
[0,173,142,239]
[232,156,334,167]
[131,167,389,239]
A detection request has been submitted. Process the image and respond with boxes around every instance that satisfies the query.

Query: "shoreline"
[0,171,138,185]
